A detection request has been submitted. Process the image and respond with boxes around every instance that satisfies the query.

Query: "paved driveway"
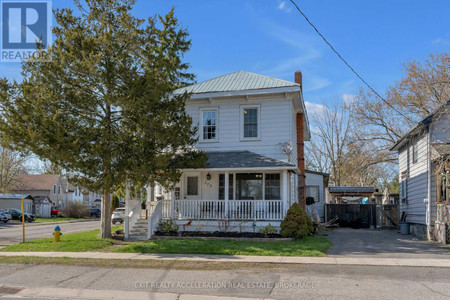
[326,228,450,259]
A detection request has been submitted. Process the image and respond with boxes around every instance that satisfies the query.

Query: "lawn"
[117,237,331,256]
[0,227,331,256]
[35,217,90,223]
[0,226,122,252]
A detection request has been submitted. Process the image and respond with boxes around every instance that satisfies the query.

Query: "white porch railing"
[146,201,162,239]
[124,199,142,239]
[161,200,283,221]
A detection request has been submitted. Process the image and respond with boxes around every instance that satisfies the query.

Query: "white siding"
[398,130,430,225]
[186,97,293,162]
[305,172,325,221]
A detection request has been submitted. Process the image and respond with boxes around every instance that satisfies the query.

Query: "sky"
[1,0,449,114]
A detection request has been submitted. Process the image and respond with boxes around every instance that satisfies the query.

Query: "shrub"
[159,219,179,234]
[280,203,314,238]
[258,224,278,237]
[60,203,90,218]
[306,196,315,206]
[111,194,120,211]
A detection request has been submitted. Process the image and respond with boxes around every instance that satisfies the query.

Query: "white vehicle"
[112,208,125,224]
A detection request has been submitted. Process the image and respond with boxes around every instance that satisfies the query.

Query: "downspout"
[426,130,432,240]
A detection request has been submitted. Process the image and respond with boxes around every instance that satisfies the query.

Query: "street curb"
[6,219,100,227]
[3,285,269,300]
[1,251,449,268]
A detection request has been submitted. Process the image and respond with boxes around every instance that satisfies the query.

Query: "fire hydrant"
[53,225,62,242]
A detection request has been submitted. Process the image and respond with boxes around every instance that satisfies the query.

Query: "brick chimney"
[295,71,306,209]
[295,70,302,90]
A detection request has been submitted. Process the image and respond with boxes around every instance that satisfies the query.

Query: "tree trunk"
[100,189,112,238]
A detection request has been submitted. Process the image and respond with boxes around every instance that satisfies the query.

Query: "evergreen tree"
[0,0,206,238]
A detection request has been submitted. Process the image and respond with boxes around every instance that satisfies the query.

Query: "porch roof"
[188,151,298,173]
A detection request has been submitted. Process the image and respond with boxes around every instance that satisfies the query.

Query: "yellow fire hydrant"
[53,225,62,242]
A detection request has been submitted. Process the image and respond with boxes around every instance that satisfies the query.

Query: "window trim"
[199,107,219,143]
[240,104,261,141]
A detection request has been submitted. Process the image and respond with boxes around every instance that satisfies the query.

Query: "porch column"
[225,172,229,218]
[171,190,175,219]
[282,171,289,215]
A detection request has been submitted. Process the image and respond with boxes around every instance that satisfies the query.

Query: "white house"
[305,169,329,222]
[391,100,450,242]
[126,71,311,238]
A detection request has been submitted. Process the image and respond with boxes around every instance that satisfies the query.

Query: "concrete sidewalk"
[1,251,450,268]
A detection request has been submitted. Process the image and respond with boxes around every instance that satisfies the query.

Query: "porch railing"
[124,199,142,239]
[161,200,283,221]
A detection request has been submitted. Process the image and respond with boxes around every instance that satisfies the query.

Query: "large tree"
[351,52,450,161]
[0,0,206,238]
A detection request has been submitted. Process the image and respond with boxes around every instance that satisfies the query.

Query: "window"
[57,185,61,195]
[218,174,234,200]
[412,137,418,164]
[265,174,280,200]
[236,173,263,200]
[306,185,320,203]
[200,108,218,141]
[53,185,56,194]
[241,105,260,140]
[186,176,199,196]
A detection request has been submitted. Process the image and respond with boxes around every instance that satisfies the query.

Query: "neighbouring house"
[391,100,450,242]
[305,169,329,222]
[0,194,33,213]
[127,70,311,238]
[11,174,66,210]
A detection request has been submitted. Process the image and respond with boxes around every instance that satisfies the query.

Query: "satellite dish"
[282,142,293,154]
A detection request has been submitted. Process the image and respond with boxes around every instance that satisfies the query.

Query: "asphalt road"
[0,220,100,246]
[0,263,449,299]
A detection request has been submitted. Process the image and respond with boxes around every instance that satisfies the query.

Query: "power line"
[288,0,409,120]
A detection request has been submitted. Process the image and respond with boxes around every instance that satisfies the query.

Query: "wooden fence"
[325,204,399,228]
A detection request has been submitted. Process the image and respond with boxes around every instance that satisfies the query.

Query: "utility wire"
[288,0,409,120]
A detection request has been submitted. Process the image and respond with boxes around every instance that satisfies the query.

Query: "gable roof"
[391,99,450,151]
[12,174,60,191]
[175,71,299,95]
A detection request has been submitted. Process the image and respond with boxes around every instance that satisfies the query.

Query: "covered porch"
[159,151,299,222]
[127,151,299,238]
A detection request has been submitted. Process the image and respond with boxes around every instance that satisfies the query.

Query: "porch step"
[129,234,148,240]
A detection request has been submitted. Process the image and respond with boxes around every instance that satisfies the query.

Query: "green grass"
[35,217,89,223]
[116,236,331,257]
[0,225,331,257]
[0,226,122,252]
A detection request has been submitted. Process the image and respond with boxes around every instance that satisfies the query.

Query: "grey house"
[391,100,450,242]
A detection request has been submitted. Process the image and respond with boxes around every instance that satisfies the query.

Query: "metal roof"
[175,71,299,95]
[328,186,375,194]
[0,194,33,200]
[194,151,297,170]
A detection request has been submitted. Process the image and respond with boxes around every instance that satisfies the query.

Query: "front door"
[183,172,201,200]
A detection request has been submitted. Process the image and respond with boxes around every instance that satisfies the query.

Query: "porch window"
[236,173,263,200]
[241,105,260,140]
[218,174,234,200]
[200,108,218,141]
[186,176,199,196]
[265,174,280,200]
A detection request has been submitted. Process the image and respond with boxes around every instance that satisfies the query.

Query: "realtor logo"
[1,1,52,62]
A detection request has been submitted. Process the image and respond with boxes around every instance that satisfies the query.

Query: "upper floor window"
[53,185,56,194]
[200,108,218,142]
[241,105,260,140]
[57,185,61,195]
[412,137,418,164]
